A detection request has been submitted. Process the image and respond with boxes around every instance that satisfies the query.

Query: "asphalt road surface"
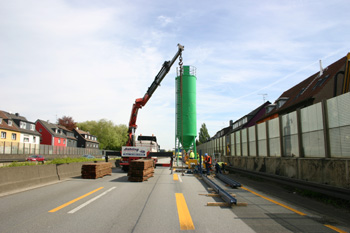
[0,166,349,233]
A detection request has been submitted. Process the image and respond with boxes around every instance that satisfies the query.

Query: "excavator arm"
[127,44,184,146]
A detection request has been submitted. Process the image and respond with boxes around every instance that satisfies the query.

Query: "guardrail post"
[296,109,304,158]
[321,100,331,158]
[278,115,284,157]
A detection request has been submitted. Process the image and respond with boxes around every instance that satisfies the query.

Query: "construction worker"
[222,162,227,173]
[215,161,222,174]
[189,150,195,159]
[204,153,212,175]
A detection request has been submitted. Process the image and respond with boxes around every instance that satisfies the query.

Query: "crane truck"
[120,44,184,171]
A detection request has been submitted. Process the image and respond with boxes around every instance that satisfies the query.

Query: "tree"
[198,123,210,144]
[77,119,128,150]
[58,116,77,130]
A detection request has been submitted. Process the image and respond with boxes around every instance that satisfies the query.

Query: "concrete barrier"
[0,165,58,196]
[226,157,350,190]
[0,161,116,196]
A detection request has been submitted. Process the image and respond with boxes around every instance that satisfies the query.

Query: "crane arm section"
[127,44,184,146]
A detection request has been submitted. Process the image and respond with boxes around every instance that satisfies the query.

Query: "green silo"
[175,66,197,157]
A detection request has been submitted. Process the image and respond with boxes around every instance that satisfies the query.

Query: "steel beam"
[216,173,241,188]
[201,175,237,205]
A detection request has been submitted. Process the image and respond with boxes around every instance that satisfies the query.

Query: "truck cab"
[135,135,159,152]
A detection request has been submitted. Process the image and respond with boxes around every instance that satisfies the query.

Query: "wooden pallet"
[128,159,155,182]
[81,163,112,179]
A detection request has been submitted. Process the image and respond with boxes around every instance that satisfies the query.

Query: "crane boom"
[127,44,184,146]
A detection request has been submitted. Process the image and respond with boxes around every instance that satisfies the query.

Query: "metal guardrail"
[216,173,241,188]
[201,174,237,205]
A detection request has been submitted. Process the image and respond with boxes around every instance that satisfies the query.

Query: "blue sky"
[1,0,350,150]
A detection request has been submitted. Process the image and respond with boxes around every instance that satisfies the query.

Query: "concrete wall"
[224,157,350,190]
[0,154,103,162]
[0,161,116,196]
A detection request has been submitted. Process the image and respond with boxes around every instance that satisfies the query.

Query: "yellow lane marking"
[173,174,179,181]
[241,186,307,216]
[49,187,104,213]
[175,193,195,230]
[324,224,348,233]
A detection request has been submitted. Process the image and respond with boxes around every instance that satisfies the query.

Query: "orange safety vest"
[205,156,212,165]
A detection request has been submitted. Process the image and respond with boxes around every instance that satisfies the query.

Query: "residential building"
[35,119,67,147]
[0,110,20,144]
[258,53,350,123]
[58,125,77,147]
[73,127,99,149]
[211,101,271,140]
[209,101,271,156]
[5,112,41,146]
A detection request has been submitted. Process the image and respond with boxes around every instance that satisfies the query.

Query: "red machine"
[120,44,184,171]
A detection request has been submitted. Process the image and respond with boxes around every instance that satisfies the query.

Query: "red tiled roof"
[263,55,347,118]
[0,110,20,132]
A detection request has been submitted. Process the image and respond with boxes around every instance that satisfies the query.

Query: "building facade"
[73,128,99,149]
[36,120,67,147]
[0,111,20,144]
[5,112,41,146]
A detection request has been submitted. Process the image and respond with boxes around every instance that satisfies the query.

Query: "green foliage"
[77,119,128,150]
[47,157,98,164]
[198,123,210,144]
[1,158,99,168]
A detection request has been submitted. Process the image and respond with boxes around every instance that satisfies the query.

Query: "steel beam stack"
[201,174,237,205]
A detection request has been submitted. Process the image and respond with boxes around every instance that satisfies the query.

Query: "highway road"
[0,166,349,233]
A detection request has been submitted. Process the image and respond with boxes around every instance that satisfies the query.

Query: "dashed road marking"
[242,187,346,233]
[175,193,195,230]
[324,224,347,233]
[241,186,306,216]
[49,187,104,213]
[68,187,116,214]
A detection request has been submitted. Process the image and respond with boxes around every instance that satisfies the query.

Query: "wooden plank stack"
[81,162,112,179]
[128,159,154,182]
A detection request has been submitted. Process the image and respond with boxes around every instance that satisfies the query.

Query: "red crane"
[127,44,184,146]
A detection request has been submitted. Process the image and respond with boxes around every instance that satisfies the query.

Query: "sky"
[1,0,350,150]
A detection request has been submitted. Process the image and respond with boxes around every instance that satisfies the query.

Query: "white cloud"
[157,15,173,27]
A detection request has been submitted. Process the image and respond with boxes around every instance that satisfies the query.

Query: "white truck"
[120,135,159,172]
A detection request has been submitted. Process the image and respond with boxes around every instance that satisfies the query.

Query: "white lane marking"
[178,174,183,182]
[68,187,116,214]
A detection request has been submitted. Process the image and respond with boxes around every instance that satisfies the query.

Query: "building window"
[24,136,29,142]
[266,104,277,114]
[39,128,42,133]
[63,139,66,144]
[8,120,12,126]
[20,122,26,129]
[12,133,16,140]
[30,124,35,131]
[58,139,61,143]
[0,118,2,124]
[1,131,6,139]
[33,137,36,143]
[276,97,289,108]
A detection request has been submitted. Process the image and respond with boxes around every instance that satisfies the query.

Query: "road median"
[0,161,116,196]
